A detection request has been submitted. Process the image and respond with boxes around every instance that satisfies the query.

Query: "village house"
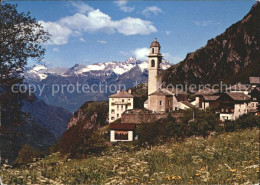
[108,89,134,123]
[192,88,219,109]
[218,92,251,121]
[109,123,135,142]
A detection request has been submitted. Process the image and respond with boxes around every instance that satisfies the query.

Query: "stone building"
[217,93,251,121]
[108,89,134,123]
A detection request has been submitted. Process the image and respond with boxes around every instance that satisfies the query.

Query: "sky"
[11,0,256,67]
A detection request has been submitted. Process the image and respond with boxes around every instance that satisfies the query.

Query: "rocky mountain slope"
[163,2,260,85]
[56,101,109,157]
[24,57,171,112]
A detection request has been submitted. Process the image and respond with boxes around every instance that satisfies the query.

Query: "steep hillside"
[57,101,109,156]
[163,2,260,85]
[2,128,259,184]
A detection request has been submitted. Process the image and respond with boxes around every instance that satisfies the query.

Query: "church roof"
[149,88,173,96]
[167,87,188,95]
[109,91,134,98]
[150,38,161,48]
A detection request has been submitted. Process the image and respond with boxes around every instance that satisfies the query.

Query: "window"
[225,109,229,113]
[151,60,155,67]
[221,108,224,113]
[159,101,162,106]
[128,103,131,106]
[111,109,115,114]
[239,109,240,112]
[117,114,119,118]
[152,48,154,54]
[111,103,115,106]
[111,117,115,120]
[121,105,123,109]
[115,131,128,140]
[117,105,119,110]
[168,101,170,106]
[122,99,124,103]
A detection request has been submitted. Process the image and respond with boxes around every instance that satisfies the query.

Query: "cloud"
[194,20,221,27]
[38,21,72,45]
[71,2,94,14]
[133,47,150,60]
[79,37,86,42]
[97,40,107,44]
[115,17,157,35]
[114,1,135,13]
[142,6,162,17]
[39,4,156,45]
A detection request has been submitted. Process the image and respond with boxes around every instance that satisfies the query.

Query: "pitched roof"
[109,91,134,98]
[109,123,135,131]
[227,83,250,91]
[180,101,194,108]
[167,87,188,95]
[249,77,260,84]
[226,93,250,101]
[149,88,173,96]
[195,88,218,95]
[202,95,220,101]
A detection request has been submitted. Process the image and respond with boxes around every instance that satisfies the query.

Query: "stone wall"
[121,111,183,124]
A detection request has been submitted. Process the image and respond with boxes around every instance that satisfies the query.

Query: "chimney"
[128,89,132,94]
[117,89,120,93]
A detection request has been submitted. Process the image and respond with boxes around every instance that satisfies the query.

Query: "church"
[145,38,191,112]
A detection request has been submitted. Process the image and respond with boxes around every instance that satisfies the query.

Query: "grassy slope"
[1,128,259,184]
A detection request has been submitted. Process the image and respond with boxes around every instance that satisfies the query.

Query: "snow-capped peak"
[24,57,172,81]
[32,64,47,72]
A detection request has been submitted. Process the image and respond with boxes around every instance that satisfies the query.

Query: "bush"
[224,114,260,132]
[15,144,41,165]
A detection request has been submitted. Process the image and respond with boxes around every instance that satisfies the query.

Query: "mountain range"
[24,57,171,112]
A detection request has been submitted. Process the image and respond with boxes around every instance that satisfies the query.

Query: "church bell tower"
[148,38,162,95]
